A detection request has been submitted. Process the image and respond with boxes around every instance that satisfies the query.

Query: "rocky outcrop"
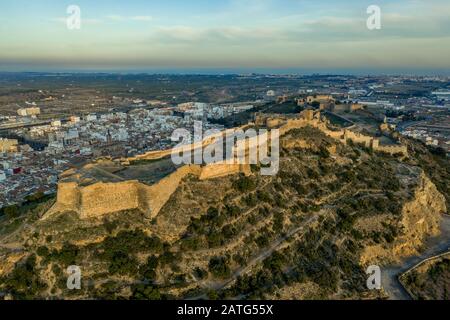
[361,173,447,265]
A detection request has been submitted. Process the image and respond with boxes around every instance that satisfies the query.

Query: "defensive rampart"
[46,109,408,220]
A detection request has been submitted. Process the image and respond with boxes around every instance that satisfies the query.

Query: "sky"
[0,0,449,74]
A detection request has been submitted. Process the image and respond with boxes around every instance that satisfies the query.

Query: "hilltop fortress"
[44,109,408,221]
[258,110,408,156]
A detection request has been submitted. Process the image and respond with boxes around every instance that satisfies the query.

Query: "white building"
[51,120,62,127]
[70,116,81,123]
[266,90,275,97]
[17,107,41,116]
[85,114,98,122]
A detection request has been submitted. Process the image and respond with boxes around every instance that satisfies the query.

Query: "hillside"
[0,125,448,300]
[400,253,450,300]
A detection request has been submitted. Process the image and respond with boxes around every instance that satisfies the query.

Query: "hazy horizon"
[1,0,449,73]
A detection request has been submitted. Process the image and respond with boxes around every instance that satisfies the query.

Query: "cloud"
[152,26,281,44]
[106,15,153,22]
[131,16,153,22]
[106,15,124,21]
[50,17,102,25]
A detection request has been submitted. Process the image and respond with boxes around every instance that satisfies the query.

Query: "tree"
[131,284,162,300]
[3,205,20,219]
[208,256,230,278]
[233,176,256,192]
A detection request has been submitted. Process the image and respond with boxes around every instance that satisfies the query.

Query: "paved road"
[381,214,450,300]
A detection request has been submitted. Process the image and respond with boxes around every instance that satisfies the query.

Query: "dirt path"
[190,214,320,299]
[221,214,319,289]
[381,214,450,300]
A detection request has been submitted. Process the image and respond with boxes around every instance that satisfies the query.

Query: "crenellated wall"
[199,163,251,181]
[274,110,408,157]
[374,144,408,156]
[46,109,408,221]
[45,162,248,220]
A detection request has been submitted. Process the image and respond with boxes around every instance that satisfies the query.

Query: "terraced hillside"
[0,126,448,300]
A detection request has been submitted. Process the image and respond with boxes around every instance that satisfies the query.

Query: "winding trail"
[381,214,450,300]
[189,214,319,300]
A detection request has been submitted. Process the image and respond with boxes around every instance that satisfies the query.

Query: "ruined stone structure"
[265,109,408,157]
[46,109,408,221]
[46,161,251,221]
[45,125,255,221]
[306,95,335,104]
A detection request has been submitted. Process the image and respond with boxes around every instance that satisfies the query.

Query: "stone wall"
[46,109,409,221]
[343,130,374,148]
[374,144,409,156]
[125,124,251,164]
[80,181,142,219]
[276,110,408,157]
[199,163,251,181]
[55,182,80,212]
[144,165,202,219]
[44,162,250,220]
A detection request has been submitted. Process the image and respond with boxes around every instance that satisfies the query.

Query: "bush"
[233,176,256,192]
[139,255,159,281]
[103,219,119,234]
[24,191,46,203]
[208,256,230,278]
[131,284,162,300]
[3,205,20,219]
[2,254,47,299]
[100,230,164,258]
[54,243,79,266]
[263,251,285,272]
[36,246,50,258]
[256,190,272,203]
[194,267,208,280]
[108,250,138,275]
[255,235,269,248]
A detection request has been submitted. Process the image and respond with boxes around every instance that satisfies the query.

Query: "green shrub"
[233,176,256,192]
[208,256,230,278]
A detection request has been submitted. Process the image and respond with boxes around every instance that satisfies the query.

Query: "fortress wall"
[145,165,202,219]
[269,111,408,159]
[127,124,251,163]
[324,130,345,140]
[199,163,244,180]
[79,181,141,219]
[374,145,408,156]
[280,119,308,135]
[344,130,374,148]
[48,110,410,221]
[130,149,173,161]
[56,182,81,211]
[266,118,283,129]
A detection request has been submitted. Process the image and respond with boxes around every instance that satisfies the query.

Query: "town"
[1,73,449,209]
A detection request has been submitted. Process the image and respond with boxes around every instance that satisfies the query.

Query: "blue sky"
[0,0,449,73]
